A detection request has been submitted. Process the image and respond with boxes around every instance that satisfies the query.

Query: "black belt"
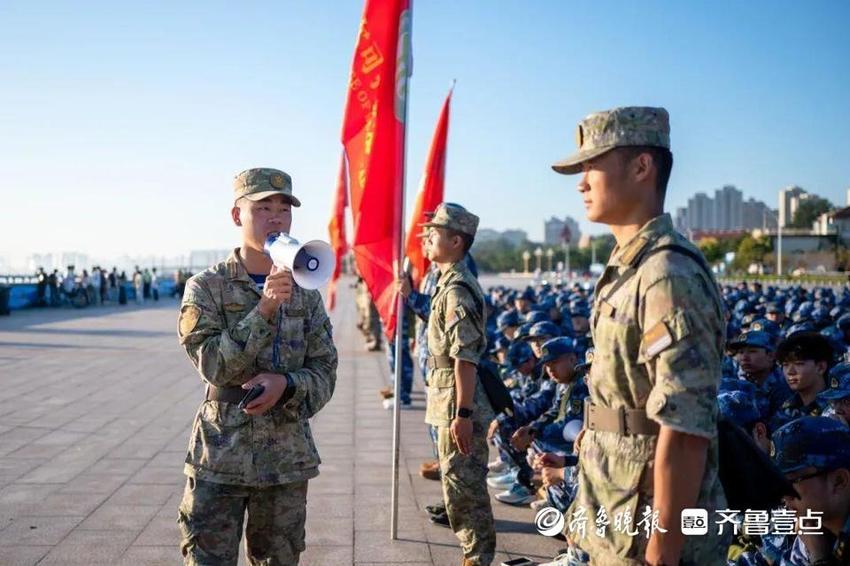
[205,385,247,403]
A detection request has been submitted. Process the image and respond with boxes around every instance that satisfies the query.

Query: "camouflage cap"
[422,202,479,237]
[821,362,850,401]
[771,416,850,474]
[574,348,594,375]
[718,391,761,428]
[538,337,576,365]
[233,167,301,207]
[728,330,776,352]
[552,106,671,175]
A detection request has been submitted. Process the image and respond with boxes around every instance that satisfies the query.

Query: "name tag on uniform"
[642,321,673,359]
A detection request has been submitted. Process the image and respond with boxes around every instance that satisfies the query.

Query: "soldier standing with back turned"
[176,168,338,565]
[422,203,496,566]
[551,107,727,565]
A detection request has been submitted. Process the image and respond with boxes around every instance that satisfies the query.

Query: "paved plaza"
[0,277,562,565]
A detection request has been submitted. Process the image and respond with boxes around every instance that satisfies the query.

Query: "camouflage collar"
[608,213,674,268]
[436,261,468,287]
[225,248,256,284]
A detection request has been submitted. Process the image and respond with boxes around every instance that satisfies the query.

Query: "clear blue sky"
[2,0,849,268]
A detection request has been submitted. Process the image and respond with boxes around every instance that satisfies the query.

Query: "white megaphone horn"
[264,233,334,290]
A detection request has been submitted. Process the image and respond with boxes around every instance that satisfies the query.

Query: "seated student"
[822,362,850,427]
[495,338,586,506]
[529,349,594,513]
[772,417,850,565]
[718,391,793,565]
[770,331,833,431]
[728,330,793,425]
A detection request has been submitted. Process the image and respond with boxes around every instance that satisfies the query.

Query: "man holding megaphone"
[176,167,338,566]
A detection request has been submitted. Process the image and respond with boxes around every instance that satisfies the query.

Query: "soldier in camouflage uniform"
[422,203,496,566]
[552,107,727,565]
[176,168,338,565]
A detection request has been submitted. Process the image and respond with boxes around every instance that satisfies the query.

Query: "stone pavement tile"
[353,529,430,563]
[358,563,432,566]
[0,545,51,566]
[428,544,513,566]
[305,516,353,546]
[300,545,354,566]
[108,441,164,459]
[495,532,562,561]
[0,458,46,482]
[354,504,424,533]
[87,457,148,475]
[57,472,129,494]
[38,529,136,565]
[107,483,179,506]
[24,491,111,517]
[0,482,62,506]
[307,494,354,519]
[0,515,84,546]
[127,465,184,485]
[133,513,180,546]
[77,503,159,531]
[117,545,177,566]
[355,464,392,485]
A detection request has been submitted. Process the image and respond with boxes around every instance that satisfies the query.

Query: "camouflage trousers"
[437,422,496,566]
[177,477,308,566]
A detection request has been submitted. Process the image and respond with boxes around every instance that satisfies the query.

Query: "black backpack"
[631,244,797,510]
[448,281,515,417]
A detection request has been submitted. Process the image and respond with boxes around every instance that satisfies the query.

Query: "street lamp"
[522,250,531,274]
[763,209,782,276]
[545,248,554,273]
[534,247,543,272]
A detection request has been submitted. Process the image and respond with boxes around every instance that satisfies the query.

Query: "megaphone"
[264,233,334,290]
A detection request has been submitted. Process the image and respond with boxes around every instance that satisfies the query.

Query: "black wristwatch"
[457,407,474,419]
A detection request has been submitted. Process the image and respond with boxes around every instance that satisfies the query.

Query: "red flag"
[326,152,348,311]
[405,87,452,287]
[342,0,412,338]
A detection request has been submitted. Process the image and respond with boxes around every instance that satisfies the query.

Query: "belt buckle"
[617,406,628,435]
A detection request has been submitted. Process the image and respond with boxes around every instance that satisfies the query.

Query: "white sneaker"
[538,553,571,566]
[487,458,509,474]
[529,499,551,512]
[495,483,537,505]
[486,468,518,489]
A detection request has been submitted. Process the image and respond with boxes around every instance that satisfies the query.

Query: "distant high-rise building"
[779,185,808,228]
[544,216,581,246]
[476,228,528,246]
[677,185,771,233]
[741,198,776,230]
[713,185,743,231]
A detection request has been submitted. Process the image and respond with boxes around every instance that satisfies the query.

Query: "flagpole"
[391,0,413,542]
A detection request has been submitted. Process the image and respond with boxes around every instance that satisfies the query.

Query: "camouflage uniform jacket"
[570,214,727,563]
[425,261,494,428]
[178,249,338,487]
[737,366,793,423]
[769,391,830,432]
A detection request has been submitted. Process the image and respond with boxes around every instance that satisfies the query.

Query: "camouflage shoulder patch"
[179,305,201,336]
[642,320,673,359]
[447,305,468,329]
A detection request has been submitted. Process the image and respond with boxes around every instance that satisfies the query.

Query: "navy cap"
[821,362,850,401]
[493,336,511,352]
[497,311,520,331]
[515,323,533,341]
[538,337,576,365]
[718,391,760,428]
[529,321,561,340]
[574,348,594,374]
[506,341,534,369]
[719,377,757,397]
[765,302,782,314]
[771,416,850,474]
[729,330,775,352]
[525,311,549,325]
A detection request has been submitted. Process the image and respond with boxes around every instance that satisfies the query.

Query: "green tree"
[698,237,723,263]
[790,197,833,228]
[733,235,772,271]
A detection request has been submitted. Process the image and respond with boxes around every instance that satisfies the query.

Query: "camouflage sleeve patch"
[641,276,722,438]
[179,305,201,337]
